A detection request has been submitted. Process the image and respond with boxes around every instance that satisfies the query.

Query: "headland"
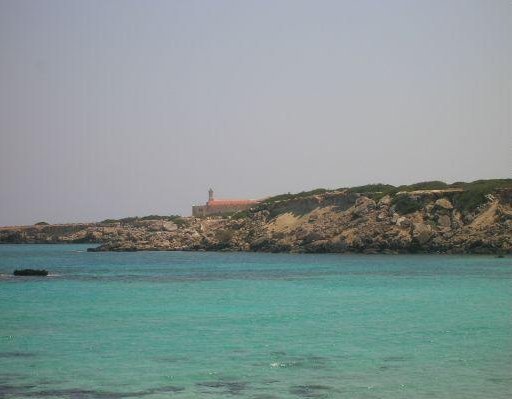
[1,179,511,255]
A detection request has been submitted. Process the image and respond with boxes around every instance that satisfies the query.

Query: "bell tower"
[208,188,214,202]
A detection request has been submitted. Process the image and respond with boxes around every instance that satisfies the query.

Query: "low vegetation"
[257,179,511,215]
[231,210,251,220]
[100,215,188,227]
[347,184,397,200]
[391,195,423,214]
[397,181,449,191]
[451,179,512,212]
[261,188,328,204]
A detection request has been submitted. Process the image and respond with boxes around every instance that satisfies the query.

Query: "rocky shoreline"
[1,184,511,255]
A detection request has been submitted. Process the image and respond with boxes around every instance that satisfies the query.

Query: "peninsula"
[1,179,511,255]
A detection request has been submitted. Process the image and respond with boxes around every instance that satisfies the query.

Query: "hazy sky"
[0,0,510,225]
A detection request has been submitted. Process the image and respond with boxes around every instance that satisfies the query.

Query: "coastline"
[1,190,511,255]
[2,183,511,255]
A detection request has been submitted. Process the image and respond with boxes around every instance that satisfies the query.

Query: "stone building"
[192,188,259,217]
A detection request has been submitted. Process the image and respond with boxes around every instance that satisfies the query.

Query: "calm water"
[0,245,511,399]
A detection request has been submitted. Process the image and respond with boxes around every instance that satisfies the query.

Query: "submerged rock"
[13,269,48,276]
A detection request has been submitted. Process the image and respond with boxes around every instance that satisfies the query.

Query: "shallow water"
[0,244,511,398]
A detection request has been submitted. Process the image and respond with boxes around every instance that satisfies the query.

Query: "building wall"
[192,205,207,217]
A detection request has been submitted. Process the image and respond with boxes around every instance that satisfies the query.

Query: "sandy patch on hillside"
[470,202,498,229]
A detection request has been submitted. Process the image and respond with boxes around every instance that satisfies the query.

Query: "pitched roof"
[207,199,259,206]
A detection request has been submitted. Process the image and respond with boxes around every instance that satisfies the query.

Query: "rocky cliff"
[2,180,511,254]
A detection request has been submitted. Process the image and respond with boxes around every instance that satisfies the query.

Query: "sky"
[0,0,510,225]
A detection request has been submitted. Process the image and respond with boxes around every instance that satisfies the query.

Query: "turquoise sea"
[0,245,511,399]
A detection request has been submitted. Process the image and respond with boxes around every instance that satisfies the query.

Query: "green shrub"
[100,215,186,225]
[347,184,398,200]
[100,219,120,224]
[262,188,328,204]
[348,183,396,193]
[451,179,512,212]
[170,217,188,228]
[397,181,448,191]
[139,214,181,221]
[453,190,487,212]
[231,210,250,220]
[392,195,422,214]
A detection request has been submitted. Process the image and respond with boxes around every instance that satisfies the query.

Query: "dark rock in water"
[13,269,48,276]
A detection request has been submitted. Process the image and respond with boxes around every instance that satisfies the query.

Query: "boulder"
[378,195,392,206]
[162,221,178,231]
[396,217,412,228]
[391,213,400,224]
[451,211,464,229]
[302,230,324,244]
[377,212,388,222]
[353,197,376,216]
[435,198,453,210]
[438,214,452,228]
[412,223,433,244]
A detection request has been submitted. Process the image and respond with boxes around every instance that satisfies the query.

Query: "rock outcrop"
[1,186,511,255]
